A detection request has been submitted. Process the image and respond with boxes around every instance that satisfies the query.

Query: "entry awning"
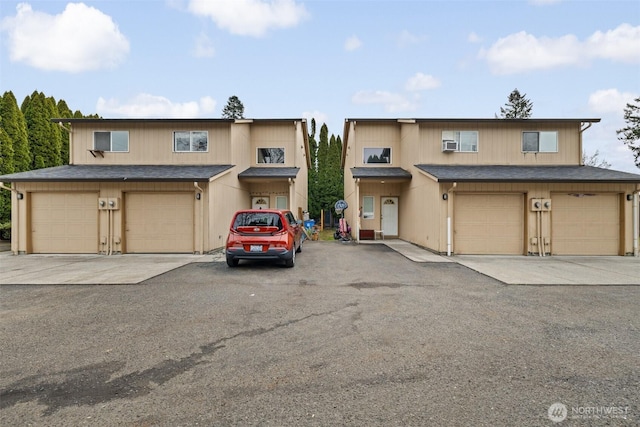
[415,165,640,183]
[237,167,300,180]
[351,167,412,180]
[0,164,235,182]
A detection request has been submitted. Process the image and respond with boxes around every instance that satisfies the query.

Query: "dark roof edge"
[345,118,601,123]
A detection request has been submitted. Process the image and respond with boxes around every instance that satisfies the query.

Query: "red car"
[225,209,303,267]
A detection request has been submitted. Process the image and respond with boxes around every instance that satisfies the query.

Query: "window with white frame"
[363,148,391,164]
[362,196,374,219]
[94,131,129,152]
[522,131,557,152]
[174,131,208,152]
[441,131,478,152]
[257,148,285,164]
[276,196,287,209]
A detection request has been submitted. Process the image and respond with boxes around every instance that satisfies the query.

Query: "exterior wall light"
[16,192,24,200]
[442,193,448,200]
[196,193,201,200]
[627,194,634,201]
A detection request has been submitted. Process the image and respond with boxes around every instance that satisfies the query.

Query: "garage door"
[551,193,619,255]
[125,193,194,253]
[454,194,524,255]
[31,192,98,253]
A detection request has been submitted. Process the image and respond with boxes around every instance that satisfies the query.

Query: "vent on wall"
[442,140,458,152]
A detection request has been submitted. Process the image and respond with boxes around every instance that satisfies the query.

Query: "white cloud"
[587,89,638,115]
[467,32,482,43]
[395,30,426,47]
[0,2,129,73]
[344,35,362,51]
[193,32,215,58]
[479,24,640,74]
[187,0,308,37]
[96,94,217,118]
[405,73,441,92]
[352,90,419,113]
[587,24,640,64]
[302,110,329,127]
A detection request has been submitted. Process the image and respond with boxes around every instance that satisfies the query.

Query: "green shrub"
[0,221,11,241]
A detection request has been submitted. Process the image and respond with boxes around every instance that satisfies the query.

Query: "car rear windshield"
[233,212,283,230]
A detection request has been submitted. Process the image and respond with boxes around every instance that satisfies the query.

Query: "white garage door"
[125,193,194,253]
[551,193,619,255]
[455,194,524,255]
[31,192,98,253]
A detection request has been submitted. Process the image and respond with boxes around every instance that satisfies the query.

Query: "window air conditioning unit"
[442,140,458,152]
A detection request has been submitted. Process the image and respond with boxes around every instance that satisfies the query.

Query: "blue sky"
[1,0,639,172]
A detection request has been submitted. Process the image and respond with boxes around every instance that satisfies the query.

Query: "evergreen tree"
[57,99,73,165]
[499,88,533,119]
[0,91,30,172]
[617,97,640,168]
[0,123,14,228]
[307,119,320,220]
[221,95,245,119]
[22,91,60,169]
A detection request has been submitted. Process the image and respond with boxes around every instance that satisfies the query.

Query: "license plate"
[250,245,263,252]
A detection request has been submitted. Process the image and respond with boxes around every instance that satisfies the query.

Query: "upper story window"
[523,131,557,153]
[257,148,285,164]
[94,131,129,152]
[442,131,478,152]
[174,131,208,152]
[364,148,391,164]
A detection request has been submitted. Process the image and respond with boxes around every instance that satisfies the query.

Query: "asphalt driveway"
[1,241,638,426]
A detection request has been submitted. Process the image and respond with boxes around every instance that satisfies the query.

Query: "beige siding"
[417,121,581,166]
[71,121,232,165]
[31,192,98,253]
[125,192,194,253]
[454,193,525,255]
[250,122,297,167]
[348,122,401,168]
[551,193,620,255]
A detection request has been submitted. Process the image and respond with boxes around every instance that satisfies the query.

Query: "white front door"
[381,197,398,236]
[252,197,269,210]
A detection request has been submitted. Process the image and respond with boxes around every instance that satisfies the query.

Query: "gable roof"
[238,167,300,179]
[415,164,640,183]
[0,164,235,182]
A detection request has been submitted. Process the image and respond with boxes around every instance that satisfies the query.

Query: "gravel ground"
[1,241,638,426]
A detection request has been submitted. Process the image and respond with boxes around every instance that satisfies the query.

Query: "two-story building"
[0,118,310,254]
[343,118,640,256]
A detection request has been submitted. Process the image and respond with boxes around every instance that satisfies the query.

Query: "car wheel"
[285,249,295,268]
[226,256,239,267]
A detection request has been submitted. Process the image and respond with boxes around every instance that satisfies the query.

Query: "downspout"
[355,178,360,243]
[446,182,457,256]
[634,189,639,257]
[0,184,19,254]
[194,182,204,255]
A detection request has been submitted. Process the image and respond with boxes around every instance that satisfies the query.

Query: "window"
[276,196,287,210]
[364,148,391,164]
[257,148,285,164]
[523,131,557,152]
[362,196,374,219]
[442,131,478,152]
[174,131,208,152]
[94,131,129,152]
